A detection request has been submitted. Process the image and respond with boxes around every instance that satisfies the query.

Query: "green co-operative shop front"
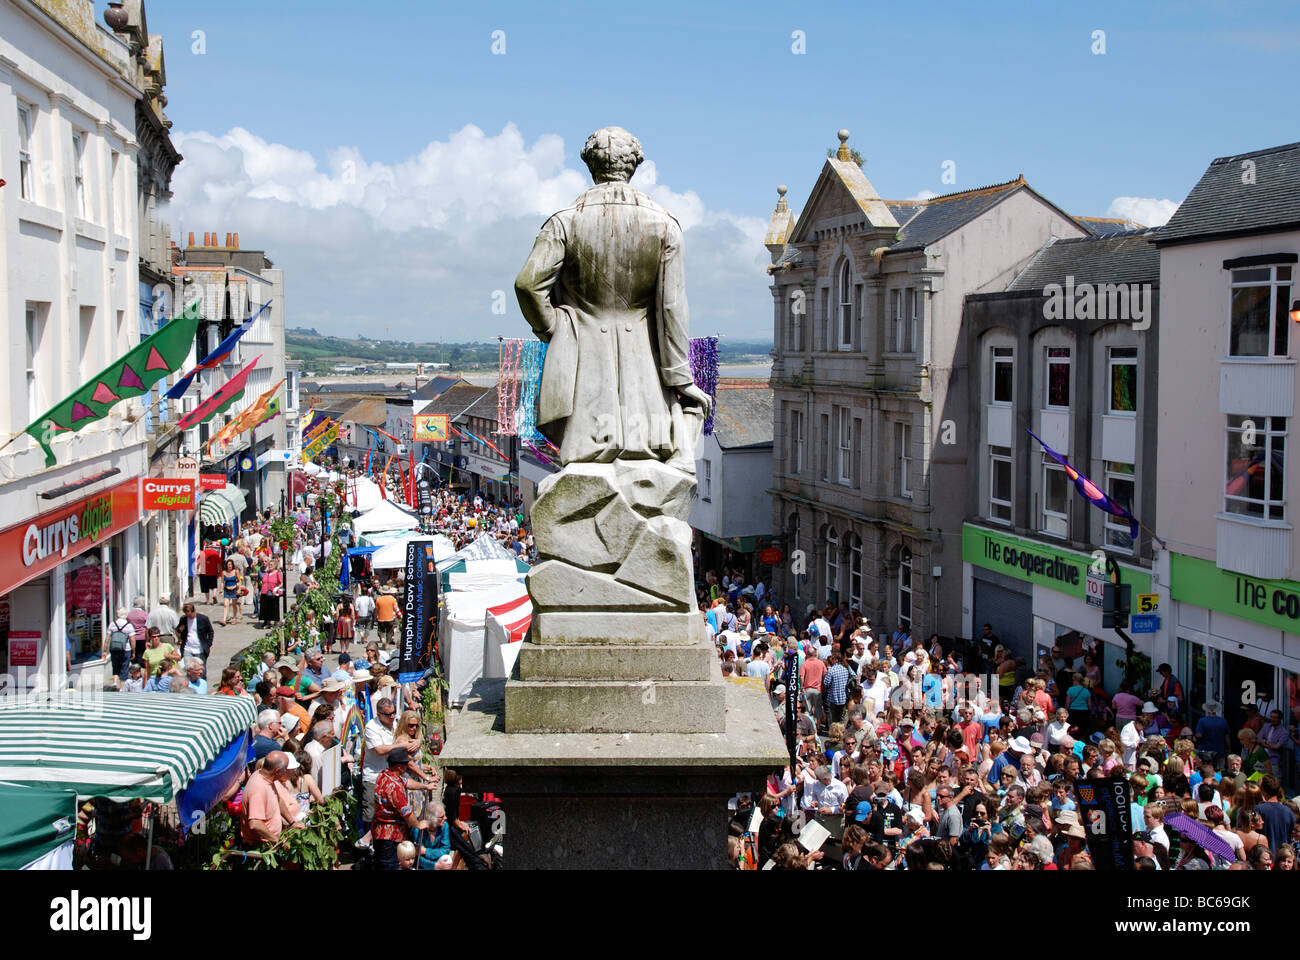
[1165,552,1300,762]
[962,524,1151,697]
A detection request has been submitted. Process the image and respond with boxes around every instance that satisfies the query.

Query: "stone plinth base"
[437,676,787,869]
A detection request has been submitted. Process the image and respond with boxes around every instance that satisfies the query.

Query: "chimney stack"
[188,231,195,247]
[225,232,232,247]
[233,233,239,249]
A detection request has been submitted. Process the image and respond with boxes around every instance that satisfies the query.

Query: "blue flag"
[165,301,270,399]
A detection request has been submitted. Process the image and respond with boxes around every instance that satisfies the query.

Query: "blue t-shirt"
[763,615,779,634]
[1066,685,1091,710]
[922,674,942,710]
[1195,715,1230,756]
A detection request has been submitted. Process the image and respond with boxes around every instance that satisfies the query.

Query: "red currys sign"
[142,478,195,511]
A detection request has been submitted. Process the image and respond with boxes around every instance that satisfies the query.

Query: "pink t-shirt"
[801,657,827,693]
[1112,692,1144,721]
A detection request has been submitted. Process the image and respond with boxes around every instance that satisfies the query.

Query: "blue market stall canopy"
[0,693,257,803]
[0,781,78,870]
[340,545,382,589]
[176,729,252,828]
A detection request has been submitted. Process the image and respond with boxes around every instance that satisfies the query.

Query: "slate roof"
[419,383,492,420]
[1074,216,1146,237]
[411,375,464,402]
[1007,232,1160,291]
[888,177,1028,251]
[710,380,773,450]
[463,386,502,425]
[338,399,390,426]
[1155,141,1300,245]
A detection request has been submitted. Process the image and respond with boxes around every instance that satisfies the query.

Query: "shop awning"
[198,492,235,525]
[198,486,248,526]
[0,781,78,870]
[0,693,257,803]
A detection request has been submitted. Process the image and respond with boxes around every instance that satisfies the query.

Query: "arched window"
[837,260,853,349]
[847,533,863,610]
[898,547,913,633]
[825,526,839,602]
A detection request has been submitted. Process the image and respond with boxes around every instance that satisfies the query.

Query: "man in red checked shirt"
[372,746,429,870]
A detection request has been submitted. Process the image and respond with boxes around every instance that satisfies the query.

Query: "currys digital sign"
[2,479,142,595]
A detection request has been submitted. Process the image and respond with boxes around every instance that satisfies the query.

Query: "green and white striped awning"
[0,693,257,802]
[198,493,234,525]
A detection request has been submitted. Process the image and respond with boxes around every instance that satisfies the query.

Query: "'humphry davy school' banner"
[1074,776,1134,870]
[398,540,437,684]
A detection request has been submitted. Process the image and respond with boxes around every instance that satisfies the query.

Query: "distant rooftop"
[709,380,773,450]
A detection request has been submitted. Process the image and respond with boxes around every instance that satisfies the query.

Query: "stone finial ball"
[777,184,788,197]
[581,127,645,183]
[838,129,850,142]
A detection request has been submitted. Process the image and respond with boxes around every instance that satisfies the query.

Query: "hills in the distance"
[286,328,773,372]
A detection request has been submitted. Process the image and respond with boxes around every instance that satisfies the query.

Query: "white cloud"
[1106,196,1179,227]
[168,124,770,341]
[907,189,939,202]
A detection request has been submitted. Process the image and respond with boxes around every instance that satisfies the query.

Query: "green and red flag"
[24,313,201,467]
[176,355,263,431]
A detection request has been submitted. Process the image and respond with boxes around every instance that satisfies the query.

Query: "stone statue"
[515,126,712,472]
[513,128,712,647]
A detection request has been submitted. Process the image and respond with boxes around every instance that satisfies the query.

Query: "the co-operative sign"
[142,478,195,511]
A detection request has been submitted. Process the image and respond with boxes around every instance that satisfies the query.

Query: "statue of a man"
[515,127,712,472]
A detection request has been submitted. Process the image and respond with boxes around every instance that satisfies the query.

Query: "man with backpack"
[106,607,136,689]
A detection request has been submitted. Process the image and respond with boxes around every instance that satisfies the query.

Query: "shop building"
[1153,141,1300,771]
[0,1,153,688]
[961,231,1160,680]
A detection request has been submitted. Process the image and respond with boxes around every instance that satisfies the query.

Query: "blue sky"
[143,0,1300,340]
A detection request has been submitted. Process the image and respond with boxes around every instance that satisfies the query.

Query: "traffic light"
[1102,583,1131,629]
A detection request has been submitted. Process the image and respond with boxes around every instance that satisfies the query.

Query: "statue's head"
[581,126,644,183]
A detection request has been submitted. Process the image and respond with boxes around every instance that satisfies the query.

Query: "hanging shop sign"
[142,478,196,511]
[1,479,142,596]
[199,474,227,491]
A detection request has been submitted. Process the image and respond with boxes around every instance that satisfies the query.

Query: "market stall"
[0,781,78,870]
[0,693,257,802]
[439,581,529,705]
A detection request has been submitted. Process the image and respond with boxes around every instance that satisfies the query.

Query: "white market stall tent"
[371,533,456,570]
[447,558,527,592]
[353,499,421,535]
[439,581,529,705]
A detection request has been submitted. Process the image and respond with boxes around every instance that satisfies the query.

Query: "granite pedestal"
[437,675,787,869]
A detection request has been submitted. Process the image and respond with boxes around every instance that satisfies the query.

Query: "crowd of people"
[703,577,1300,871]
[95,464,516,869]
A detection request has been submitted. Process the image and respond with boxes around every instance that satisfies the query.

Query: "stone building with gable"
[765,129,1099,639]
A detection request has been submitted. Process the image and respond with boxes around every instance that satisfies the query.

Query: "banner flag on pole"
[207,379,285,458]
[1027,428,1139,538]
[24,312,201,467]
[165,301,270,399]
[176,355,263,431]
